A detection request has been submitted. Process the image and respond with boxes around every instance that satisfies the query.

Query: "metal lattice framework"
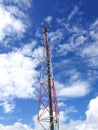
[37,27,59,130]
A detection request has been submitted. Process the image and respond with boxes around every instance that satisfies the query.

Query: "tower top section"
[43,26,48,34]
[43,26,49,45]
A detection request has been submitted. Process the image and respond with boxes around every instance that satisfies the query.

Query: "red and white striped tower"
[37,27,59,130]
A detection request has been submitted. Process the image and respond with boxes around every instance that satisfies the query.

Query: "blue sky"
[0,0,98,130]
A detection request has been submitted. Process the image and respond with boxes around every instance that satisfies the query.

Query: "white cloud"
[3,101,15,113]
[64,23,80,33]
[0,6,25,41]
[0,43,41,112]
[0,52,37,98]
[17,41,37,57]
[56,18,98,68]
[74,35,87,46]
[0,122,33,130]
[56,18,64,24]
[0,2,30,43]
[80,19,98,66]
[91,19,98,28]
[59,111,67,123]
[62,96,98,130]
[67,96,98,130]
[81,42,98,58]
[6,6,26,19]
[32,47,42,61]
[65,106,77,114]
[49,29,64,43]
[81,42,98,67]
[58,102,65,107]
[56,97,98,130]
[55,80,90,98]
[68,33,87,50]
[0,0,32,10]
[45,16,53,23]
[90,18,98,41]
[0,1,33,112]
[68,5,79,21]
[61,105,78,122]
[55,24,87,55]
[86,96,98,123]
[58,43,71,55]
[14,0,32,9]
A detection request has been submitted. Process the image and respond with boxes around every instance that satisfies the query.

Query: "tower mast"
[44,27,54,130]
[37,27,59,130]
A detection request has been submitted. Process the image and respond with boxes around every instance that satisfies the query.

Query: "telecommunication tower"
[37,27,59,130]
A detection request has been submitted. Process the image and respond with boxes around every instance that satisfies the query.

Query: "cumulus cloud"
[55,80,90,98]
[0,122,33,130]
[62,96,98,130]
[45,16,53,23]
[0,6,24,41]
[86,96,98,123]
[0,52,37,98]
[3,101,15,113]
[0,43,41,112]
[42,96,98,130]
[65,96,98,130]
[0,1,31,44]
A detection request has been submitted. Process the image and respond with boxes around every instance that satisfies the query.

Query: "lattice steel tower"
[37,27,59,130]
